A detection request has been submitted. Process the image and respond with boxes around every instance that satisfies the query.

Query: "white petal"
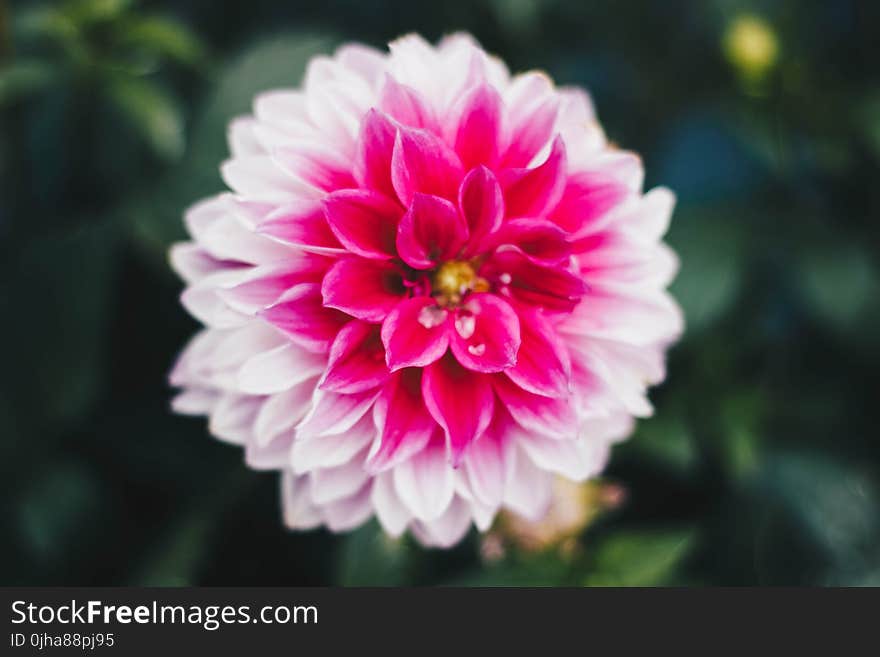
[309,449,370,505]
[320,484,373,532]
[371,471,411,537]
[170,388,218,415]
[281,472,323,530]
[519,434,607,482]
[411,497,472,548]
[238,342,326,394]
[253,378,317,447]
[209,393,262,445]
[290,414,376,474]
[296,388,379,439]
[393,442,454,522]
[462,435,505,508]
[503,446,553,520]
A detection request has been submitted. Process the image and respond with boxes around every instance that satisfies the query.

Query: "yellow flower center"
[432,260,488,305]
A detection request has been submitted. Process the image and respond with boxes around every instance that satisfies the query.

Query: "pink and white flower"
[169,34,682,547]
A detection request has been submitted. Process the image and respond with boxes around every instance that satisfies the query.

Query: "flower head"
[170,34,682,547]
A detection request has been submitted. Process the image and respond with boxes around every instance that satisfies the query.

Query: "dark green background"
[2,0,878,586]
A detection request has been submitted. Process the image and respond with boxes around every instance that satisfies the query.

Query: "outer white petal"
[393,442,454,522]
[503,446,554,521]
[237,342,326,394]
[309,449,370,505]
[371,471,411,537]
[290,414,375,475]
[411,496,472,548]
[320,484,374,532]
[281,473,323,530]
[209,393,262,445]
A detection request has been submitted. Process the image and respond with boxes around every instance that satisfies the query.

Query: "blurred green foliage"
[1,0,878,586]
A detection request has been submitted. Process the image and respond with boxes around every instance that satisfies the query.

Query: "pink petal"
[274,143,355,191]
[550,172,628,235]
[390,125,464,206]
[378,74,438,131]
[296,388,379,439]
[449,293,520,373]
[396,193,469,270]
[483,218,572,265]
[450,83,503,170]
[492,374,577,439]
[259,283,349,352]
[321,257,405,322]
[480,249,586,312]
[367,368,436,472]
[323,189,403,260]
[504,307,571,397]
[257,200,345,255]
[458,166,504,255]
[353,109,397,198]
[218,261,325,315]
[499,136,567,217]
[381,296,450,370]
[501,75,560,168]
[320,320,389,394]
[422,354,495,464]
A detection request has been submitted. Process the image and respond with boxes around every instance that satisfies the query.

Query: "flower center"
[432,260,488,305]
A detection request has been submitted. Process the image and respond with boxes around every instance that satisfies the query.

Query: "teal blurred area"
[1,0,879,586]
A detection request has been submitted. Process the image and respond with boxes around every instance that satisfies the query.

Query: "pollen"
[433,260,488,304]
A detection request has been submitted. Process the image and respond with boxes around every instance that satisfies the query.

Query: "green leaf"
[16,463,106,567]
[107,75,184,160]
[584,529,696,586]
[624,404,696,473]
[667,206,746,335]
[128,32,336,264]
[131,470,253,586]
[0,60,57,106]
[0,221,119,429]
[117,15,209,69]
[336,522,414,586]
[797,241,876,332]
[761,452,879,567]
[63,0,134,25]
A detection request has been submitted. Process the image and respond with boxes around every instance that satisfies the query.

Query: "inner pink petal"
[484,217,572,265]
[449,293,520,373]
[259,283,349,352]
[504,306,571,398]
[321,257,406,322]
[352,109,398,198]
[320,320,390,394]
[323,189,403,260]
[381,296,450,371]
[480,249,586,313]
[367,368,436,472]
[499,136,567,218]
[396,193,469,270]
[451,83,503,170]
[422,353,495,465]
[458,166,504,256]
[390,125,464,206]
[378,74,438,132]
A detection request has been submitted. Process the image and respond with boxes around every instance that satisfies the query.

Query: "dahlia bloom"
[169,34,682,547]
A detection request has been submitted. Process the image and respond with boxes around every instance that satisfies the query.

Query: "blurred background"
[1,0,879,586]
